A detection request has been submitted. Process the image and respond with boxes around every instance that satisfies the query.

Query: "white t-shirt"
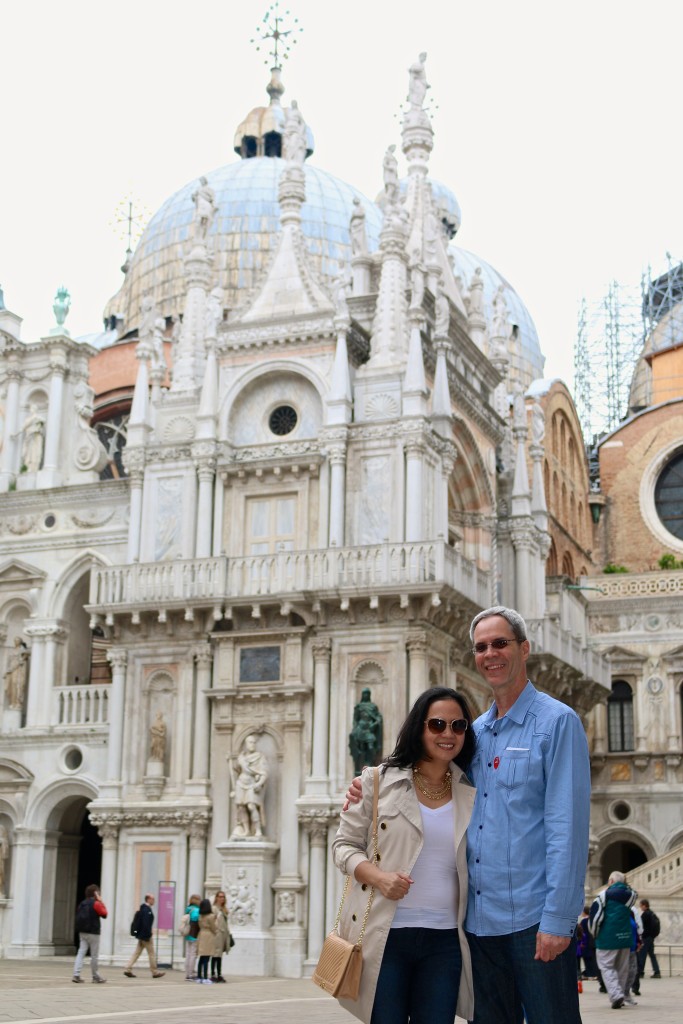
[392,801,459,929]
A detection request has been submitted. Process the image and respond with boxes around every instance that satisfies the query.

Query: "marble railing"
[579,570,683,600]
[626,844,683,898]
[89,543,491,611]
[54,684,109,726]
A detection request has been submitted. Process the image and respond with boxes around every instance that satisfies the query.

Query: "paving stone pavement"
[0,959,680,1023]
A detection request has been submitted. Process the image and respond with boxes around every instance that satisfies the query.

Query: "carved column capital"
[107,648,128,671]
[311,638,332,661]
[194,644,213,666]
[406,630,428,653]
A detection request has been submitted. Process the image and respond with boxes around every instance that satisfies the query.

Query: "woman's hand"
[376,870,413,901]
[342,776,363,812]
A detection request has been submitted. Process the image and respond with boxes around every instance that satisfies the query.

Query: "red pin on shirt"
[493,756,500,769]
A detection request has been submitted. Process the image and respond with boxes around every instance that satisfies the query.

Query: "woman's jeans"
[371,926,461,1024]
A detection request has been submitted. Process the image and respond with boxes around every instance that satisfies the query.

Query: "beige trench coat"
[331,764,475,1024]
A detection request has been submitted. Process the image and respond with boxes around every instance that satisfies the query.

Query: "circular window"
[269,405,298,436]
[612,801,631,822]
[655,451,683,540]
[44,514,56,529]
[62,747,83,772]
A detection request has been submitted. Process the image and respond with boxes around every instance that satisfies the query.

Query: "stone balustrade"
[579,570,683,600]
[54,684,109,726]
[88,542,491,613]
[626,843,683,897]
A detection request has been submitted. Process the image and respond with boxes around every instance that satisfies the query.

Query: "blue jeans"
[371,927,461,1024]
[637,936,660,976]
[467,924,581,1024]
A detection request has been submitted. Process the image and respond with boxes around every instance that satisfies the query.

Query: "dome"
[104,158,382,335]
[449,244,545,387]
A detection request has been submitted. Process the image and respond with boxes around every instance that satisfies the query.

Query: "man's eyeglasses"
[425,718,468,735]
[471,637,523,655]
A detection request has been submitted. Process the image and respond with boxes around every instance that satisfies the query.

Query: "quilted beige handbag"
[312,767,380,1000]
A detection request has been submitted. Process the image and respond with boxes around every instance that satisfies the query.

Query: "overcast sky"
[2,0,682,388]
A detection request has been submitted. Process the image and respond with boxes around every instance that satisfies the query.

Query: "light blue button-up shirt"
[465,681,590,938]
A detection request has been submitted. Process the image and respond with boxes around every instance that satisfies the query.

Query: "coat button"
[380,822,387,829]
[352,914,357,921]
[361,884,367,891]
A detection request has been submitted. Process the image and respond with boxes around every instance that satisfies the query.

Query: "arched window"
[561,551,574,579]
[608,680,634,752]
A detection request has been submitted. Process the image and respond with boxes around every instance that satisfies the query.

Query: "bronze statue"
[349,687,383,774]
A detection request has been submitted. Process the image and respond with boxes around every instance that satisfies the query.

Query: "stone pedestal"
[143,759,165,800]
[217,840,278,976]
[3,708,22,731]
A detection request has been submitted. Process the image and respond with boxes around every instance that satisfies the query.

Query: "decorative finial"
[51,286,71,335]
[111,194,150,274]
[251,3,302,67]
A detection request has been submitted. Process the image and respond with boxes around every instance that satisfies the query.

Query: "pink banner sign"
[156,882,175,931]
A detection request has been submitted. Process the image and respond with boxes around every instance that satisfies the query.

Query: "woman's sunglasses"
[425,718,468,735]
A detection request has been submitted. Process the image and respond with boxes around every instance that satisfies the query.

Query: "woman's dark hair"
[383,686,476,772]
[199,898,212,915]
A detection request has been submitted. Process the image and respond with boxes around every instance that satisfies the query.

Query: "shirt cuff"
[346,852,368,878]
[539,912,578,938]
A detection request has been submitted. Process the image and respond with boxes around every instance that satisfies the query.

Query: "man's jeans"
[73,932,101,979]
[467,924,581,1024]
[371,927,462,1024]
[637,936,661,976]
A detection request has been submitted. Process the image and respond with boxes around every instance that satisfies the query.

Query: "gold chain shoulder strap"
[334,767,380,947]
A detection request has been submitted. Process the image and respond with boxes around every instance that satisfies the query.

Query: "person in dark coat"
[72,883,108,983]
[123,894,165,978]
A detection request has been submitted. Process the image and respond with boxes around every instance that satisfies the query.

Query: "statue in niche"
[407,52,430,109]
[151,317,167,372]
[332,262,351,319]
[282,100,307,164]
[15,404,45,472]
[492,284,509,340]
[4,638,28,710]
[468,267,484,315]
[149,711,167,762]
[382,144,399,203]
[0,825,8,897]
[191,176,217,242]
[531,401,545,445]
[350,197,368,256]
[512,381,527,431]
[410,262,425,310]
[349,687,383,775]
[229,734,268,839]
[204,286,224,339]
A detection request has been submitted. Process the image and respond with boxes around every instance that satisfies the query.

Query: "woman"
[211,890,231,982]
[332,686,476,1024]
[195,898,217,983]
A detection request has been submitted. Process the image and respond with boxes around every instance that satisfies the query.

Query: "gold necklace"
[413,767,452,800]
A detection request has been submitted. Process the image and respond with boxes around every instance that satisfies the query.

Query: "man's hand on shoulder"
[534,931,570,962]
[341,775,363,812]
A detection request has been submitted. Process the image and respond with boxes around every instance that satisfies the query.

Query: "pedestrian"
[211,890,231,982]
[345,605,591,1024]
[123,893,165,978]
[334,686,476,1023]
[638,898,662,978]
[72,884,107,983]
[576,907,597,979]
[589,870,637,1010]
[623,909,641,1005]
[196,898,217,984]
[183,894,201,980]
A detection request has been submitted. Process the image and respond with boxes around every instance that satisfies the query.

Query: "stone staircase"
[626,843,683,944]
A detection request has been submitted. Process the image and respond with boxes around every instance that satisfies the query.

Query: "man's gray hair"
[608,870,625,884]
[470,606,528,644]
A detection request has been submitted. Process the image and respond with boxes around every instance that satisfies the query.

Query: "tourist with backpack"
[588,871,637,1009]
[72,884,108,983]
[638,898,662,978]
[123,893,165,979]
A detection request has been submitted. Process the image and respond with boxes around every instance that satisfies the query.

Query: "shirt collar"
[483,680,536,727]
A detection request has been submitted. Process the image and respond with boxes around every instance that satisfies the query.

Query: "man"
[589,870,637,1009]
[72,884,107,983]
[123,893,165,978]
[346,605,590,1023]
[637,898,662,978]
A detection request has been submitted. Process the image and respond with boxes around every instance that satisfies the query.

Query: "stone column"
[212,472,226,556]
[194,448,216,558]
[304,816,329,964]
[279,709,304,876]
[509,527,534,621]
[438,446,456,542]
[41,350,67,475]
[124,451,145,563]
[404,440,424,542]
[96,819,120,958]
[106,649,128,787]
[23,626,46,728]
[592,702,608,758]
[308,639,332,793]
[0,364,21,490]
[407,630,429,707]
[187,818,209,896]
[327,447,347,549]
[191,645,213,780]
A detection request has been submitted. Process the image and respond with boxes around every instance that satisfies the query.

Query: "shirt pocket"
[495,748,530,790]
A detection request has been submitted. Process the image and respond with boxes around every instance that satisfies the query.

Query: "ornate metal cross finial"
[111,194,151,274]
[250,3,302,67]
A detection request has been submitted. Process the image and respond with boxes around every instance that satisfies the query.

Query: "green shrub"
[603,562,629,574]
[658,553,683,570]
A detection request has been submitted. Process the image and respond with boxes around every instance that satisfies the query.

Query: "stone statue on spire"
[407,52,429,109]
[350,197,368,256]
[283,100,307,163]
[492,285,509,341]
[191,176,217,242]
[382,144,399,203]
